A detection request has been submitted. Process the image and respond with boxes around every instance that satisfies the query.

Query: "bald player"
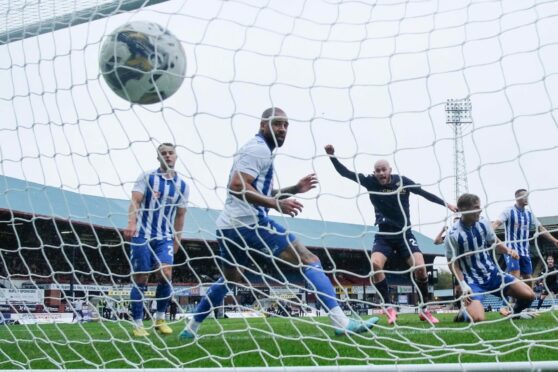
[325,145,457,324]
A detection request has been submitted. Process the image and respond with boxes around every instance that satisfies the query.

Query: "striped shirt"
[444,217,499,286]
[217,134,274,229]
[498,205,540,257]
[132,169,189,239]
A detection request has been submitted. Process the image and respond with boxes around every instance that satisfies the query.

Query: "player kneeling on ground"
[445,193,535,322]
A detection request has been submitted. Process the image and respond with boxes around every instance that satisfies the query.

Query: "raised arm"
[433,226,448,245]
[324,144,366,184]
[229,171,303,217]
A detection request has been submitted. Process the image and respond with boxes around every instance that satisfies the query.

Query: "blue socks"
[303,261,338,310]
[131,283,148,320]
[193,277,233,323]
[156,280,172,313]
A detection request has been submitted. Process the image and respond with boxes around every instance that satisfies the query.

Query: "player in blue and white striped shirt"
[180,107,379,340]
[445,193,535,322]
[492,189,558,282]
[124,143,189,337]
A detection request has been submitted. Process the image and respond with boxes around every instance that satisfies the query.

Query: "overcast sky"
[1,0,557,241]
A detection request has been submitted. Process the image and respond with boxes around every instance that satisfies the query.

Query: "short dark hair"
[457,193,480,211]
[157,143,175,152]
[261,107,286,122]
[515,188,527,197]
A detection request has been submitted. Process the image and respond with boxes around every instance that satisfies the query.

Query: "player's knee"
[414,269,427,281]
[371,258,384,271]
[471,313,485,322]
[303,253,319,265]
[526,290,536,301]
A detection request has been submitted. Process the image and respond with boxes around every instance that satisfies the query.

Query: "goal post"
[1,0,558,371]
[0,0,169,45]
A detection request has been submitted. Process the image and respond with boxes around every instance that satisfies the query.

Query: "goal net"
[1,0,557,370]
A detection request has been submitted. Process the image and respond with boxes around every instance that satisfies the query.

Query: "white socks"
[155,311,166,321]
[134,319,143,328]
[329,306,350,329]
[186,318,201,334]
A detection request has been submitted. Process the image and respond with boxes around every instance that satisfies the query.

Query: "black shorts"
[372,230,421,260]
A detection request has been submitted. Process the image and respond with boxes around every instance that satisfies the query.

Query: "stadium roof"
[0,175,444,255]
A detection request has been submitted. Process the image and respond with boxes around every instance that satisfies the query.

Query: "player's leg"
[500,255,520,316]
[152,239,174,334]
[405,252,438,324]
[129,237,152,336]
[370,236,397,324]
[537,292,547,310]
[463,300,486,323]
[280,238,378,335]
[180,228,246,340]
[520,256,534,287]
[504,275,536,318]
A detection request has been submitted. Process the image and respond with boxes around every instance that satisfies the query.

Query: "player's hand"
[124,223,136,240]
[296,173,318,194]
[459,280,473,306]
[275,198,303,217]
[447,203,458,213]
[324,144,335,155]
[508,249,519,260]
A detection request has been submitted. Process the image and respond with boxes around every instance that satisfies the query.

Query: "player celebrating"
[179,108,378,340]
[324,145,457,324]
[124,143,189,337]
[536,255,558,310]
[492,189,558,281]
[445,193,535,322]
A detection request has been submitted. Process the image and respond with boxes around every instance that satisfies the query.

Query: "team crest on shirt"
[153,191,161,199]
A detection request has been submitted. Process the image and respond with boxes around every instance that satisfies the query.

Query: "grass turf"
[0,311,557,369]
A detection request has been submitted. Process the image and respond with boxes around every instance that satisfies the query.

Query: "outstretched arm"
[433,226,447,245]
[538,225,558,247]
[406,178,458,212]
[272,173,318,199]
[324,144,366,184]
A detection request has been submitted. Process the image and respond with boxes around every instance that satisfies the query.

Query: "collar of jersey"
[156,168,177,181]
[256,133,275,151]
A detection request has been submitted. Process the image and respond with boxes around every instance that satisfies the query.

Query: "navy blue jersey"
[330,157,445,231]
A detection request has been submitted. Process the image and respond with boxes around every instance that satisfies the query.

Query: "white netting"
[0,0,558,370]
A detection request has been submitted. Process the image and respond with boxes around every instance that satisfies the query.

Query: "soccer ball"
[99,21,186,104]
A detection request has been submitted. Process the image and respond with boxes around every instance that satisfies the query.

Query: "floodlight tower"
[446,98,472,201]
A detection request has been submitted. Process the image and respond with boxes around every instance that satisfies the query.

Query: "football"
[99,21,186,104]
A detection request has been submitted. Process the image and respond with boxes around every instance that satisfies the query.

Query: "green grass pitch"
[1,312,557,369]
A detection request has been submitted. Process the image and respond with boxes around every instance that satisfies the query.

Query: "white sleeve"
[444,233,457,260]
[233,144,269,179]
[483,218,497,245]
[531,213,541,228]
[179,181,189,209]
[132,172,147,194]
[497,208,510,224]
